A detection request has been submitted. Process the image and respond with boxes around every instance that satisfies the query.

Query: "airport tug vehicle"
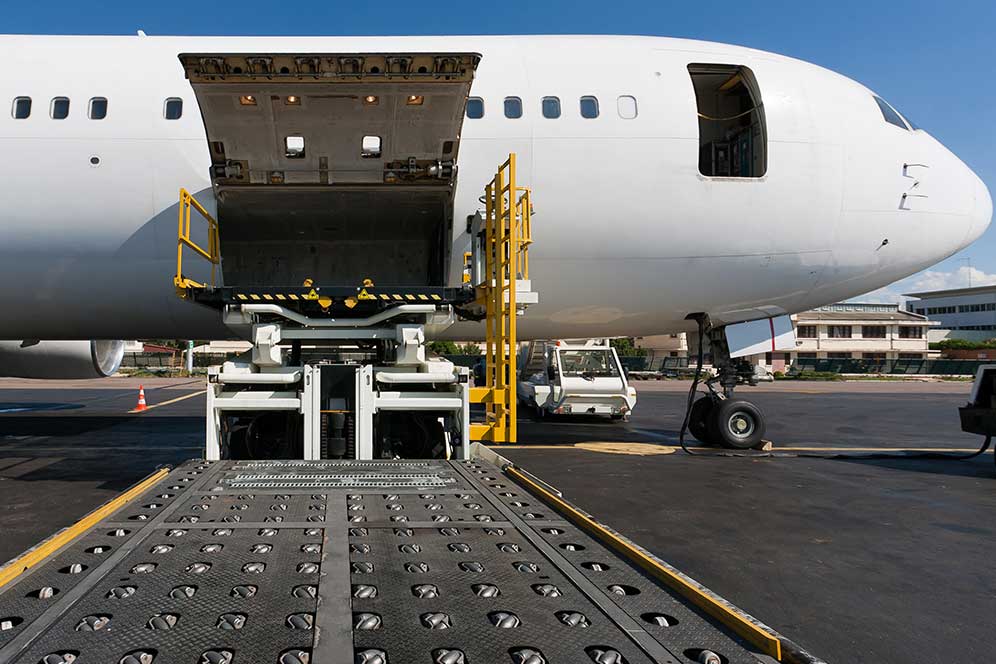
[517,340,637,421]
[171,52,536,461]
[958,364,996,467]
[0,53,818,664]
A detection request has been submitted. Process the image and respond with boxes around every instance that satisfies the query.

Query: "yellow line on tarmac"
[507,465,784,659]
[130,389,206,414]
[779,446,992,453]
[488,445,570,450]
[491,443,993,455]
[0,467,169,590]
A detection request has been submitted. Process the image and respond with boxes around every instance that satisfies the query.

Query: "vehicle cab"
[518,340,637,420]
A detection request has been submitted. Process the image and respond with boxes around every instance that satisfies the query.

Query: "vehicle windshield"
[557,349,620,377]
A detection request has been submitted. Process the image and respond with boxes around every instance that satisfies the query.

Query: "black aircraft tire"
[712,399,766,449]
[688,397,715,444]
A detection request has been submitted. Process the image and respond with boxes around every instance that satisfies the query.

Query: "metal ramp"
[0,458,792,664]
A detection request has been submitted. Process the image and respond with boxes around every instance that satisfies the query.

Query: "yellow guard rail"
[174,188,220,297]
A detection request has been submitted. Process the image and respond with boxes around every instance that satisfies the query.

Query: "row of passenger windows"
[10,96,183,120]
[466,95,637,120]
[4,67,912,185]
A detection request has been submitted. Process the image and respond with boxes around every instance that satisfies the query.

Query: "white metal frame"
[206,306,472,461]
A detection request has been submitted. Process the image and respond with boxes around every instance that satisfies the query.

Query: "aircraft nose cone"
[970,174,993,244]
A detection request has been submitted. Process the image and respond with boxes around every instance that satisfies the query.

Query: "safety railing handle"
[175,188,221,295]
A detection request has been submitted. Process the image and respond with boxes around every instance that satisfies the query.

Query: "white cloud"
[854,266,996,304]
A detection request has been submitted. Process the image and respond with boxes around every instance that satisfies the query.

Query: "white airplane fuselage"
[0,34,990,342]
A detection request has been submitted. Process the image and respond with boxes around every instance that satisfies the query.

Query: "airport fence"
[791,357,986,376]
[120,352,231,369]
[619,355,691,378]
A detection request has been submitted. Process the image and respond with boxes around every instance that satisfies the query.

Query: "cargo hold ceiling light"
[363,95,379,106]
[285,95,301,105]
[239,95,257,106]
[406,95,425,106]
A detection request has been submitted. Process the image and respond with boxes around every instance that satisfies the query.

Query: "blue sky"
[5,0,994,301]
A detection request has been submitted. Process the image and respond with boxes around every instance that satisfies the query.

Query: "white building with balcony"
[757,303,938,372]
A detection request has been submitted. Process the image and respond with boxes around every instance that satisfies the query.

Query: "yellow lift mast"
[470,153,533,444]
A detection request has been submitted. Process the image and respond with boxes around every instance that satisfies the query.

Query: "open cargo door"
[178,52,480,292]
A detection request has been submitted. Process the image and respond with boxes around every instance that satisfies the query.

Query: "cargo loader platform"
[0,454,819,664]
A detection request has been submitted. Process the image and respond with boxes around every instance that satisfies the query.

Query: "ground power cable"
[786,435,993,466]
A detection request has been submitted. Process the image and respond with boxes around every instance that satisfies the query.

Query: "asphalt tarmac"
[0,377,992,663]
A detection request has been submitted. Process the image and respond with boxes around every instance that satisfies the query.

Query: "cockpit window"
[873,96,909,130]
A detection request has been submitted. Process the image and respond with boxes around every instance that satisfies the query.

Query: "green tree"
[146,339,185,349]
[427,340,460,355]
[610,337,647,357]
[456,343,482,355]
[930,338,996,351]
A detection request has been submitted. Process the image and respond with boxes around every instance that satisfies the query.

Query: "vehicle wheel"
[711,399,765,449]
[687,397,715,444]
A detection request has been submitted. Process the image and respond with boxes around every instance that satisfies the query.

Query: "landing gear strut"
[688,322,767,449]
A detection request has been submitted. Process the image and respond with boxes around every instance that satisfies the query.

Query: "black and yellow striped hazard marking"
[234,292,443,302]
[236,293,303,301]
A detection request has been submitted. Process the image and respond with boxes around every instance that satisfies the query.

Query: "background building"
[904,285,996,342]
[776,303,937,370]
[635,333,688,359]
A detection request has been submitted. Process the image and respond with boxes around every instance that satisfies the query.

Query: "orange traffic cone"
[134,385,148,412]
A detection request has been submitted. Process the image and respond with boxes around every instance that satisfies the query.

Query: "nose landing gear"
[684,318,768,450]
[691,397,766,449]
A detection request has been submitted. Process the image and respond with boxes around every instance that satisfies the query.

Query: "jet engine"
[0,340,126,379]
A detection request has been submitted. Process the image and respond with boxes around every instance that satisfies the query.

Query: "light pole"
[960,257,973,288]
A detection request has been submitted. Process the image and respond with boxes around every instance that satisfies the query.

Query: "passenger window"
[504,96,522,119]
[617,95,637,119]
[872,96,909,130]
[50,97,70,120]
[12,97,31,119]
[285,136,305,159]
[361,135,381,158]
[164,98,183,120]
[688,64,767,178]
[466,97,484,119]
[579,96,599,119]
[541,96,560,119]
[88,97,108,120]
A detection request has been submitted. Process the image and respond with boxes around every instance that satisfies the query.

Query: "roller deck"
[0,456,804,664]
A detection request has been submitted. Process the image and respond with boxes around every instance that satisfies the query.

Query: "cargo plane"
[0,34,990,448]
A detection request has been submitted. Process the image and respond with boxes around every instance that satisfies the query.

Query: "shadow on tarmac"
[0,415,129,436]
